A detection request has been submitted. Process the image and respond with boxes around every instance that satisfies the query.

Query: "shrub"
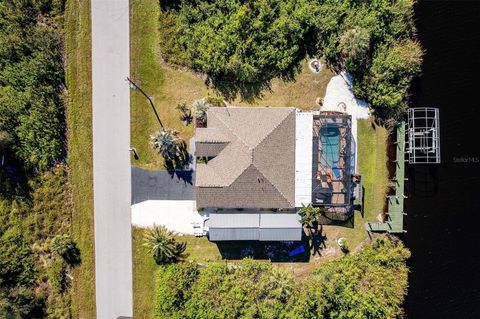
[155,263,198,318]
[289,235,410,318]
[355,39,423,118]
[47,259,68,294]
[192,99,210,127]
[50,235,81,265]
[0,227,36,287]
[153,236,410,319]
[340,27,370,71]
[175,102,192,124]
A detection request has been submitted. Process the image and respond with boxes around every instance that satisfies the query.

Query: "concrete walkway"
[322,71,371,172]
[91,0,132,318]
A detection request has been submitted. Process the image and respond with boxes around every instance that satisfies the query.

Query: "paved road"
[91,0,132,318]
[131,167,195,204]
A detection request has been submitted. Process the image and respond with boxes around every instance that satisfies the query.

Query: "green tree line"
[155,236,410,319]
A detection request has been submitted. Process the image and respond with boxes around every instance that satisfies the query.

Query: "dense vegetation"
[159,0,422,118]
[155,236,410,319]
[0,0,66,172]
[1,166,76,318]
[0,1,75,318]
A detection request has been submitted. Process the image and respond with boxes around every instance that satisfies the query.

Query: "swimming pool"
[320,126,340,168]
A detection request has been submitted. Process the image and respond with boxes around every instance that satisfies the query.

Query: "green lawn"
[65,0,96,317]
[130,0,207,170]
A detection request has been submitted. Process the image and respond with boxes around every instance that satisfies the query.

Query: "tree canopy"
[155,236,410,319]
[0,0,65,172]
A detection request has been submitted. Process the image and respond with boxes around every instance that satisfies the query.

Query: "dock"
[366,122,406,233]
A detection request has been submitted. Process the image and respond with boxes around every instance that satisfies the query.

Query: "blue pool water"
[319,127,340,168]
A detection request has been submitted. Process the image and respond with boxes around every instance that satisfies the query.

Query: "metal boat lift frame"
[406,107,441,164]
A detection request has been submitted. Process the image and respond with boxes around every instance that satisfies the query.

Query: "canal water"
[405,1,480,318]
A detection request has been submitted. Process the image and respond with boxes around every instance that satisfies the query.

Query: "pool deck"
[366,122,406,233]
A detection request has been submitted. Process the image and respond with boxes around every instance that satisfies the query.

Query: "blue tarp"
[288,245,305,257]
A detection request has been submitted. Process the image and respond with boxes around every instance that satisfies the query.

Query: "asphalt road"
[91,0,133,318]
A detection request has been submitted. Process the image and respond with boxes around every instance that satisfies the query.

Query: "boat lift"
[406,107,441,164]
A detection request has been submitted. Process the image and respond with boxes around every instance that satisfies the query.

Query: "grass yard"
[234,61,333,110]
[130,0,333,170]
[65,0,96,317]
[130,0,207,170]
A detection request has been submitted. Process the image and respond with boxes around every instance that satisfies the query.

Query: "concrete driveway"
[91,0,132,317]
[131,200,209,234]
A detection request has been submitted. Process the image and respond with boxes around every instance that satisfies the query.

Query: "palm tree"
[298,204,320,230]
[150,128,182,160]
[50,234,81,265]
[142,224,186,264]
[193,98,210,127]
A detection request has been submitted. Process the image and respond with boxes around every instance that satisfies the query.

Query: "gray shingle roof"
[195,107,295,208]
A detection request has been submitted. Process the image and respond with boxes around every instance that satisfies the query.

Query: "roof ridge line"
[251,162,293,207]
[210,110,252,152]
[252,109,294,149]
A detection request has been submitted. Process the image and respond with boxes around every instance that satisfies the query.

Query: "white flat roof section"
[295,111,313,207]
[207,213,302,241]
[91,0,132,318]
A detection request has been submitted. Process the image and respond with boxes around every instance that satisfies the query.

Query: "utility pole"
[126,77,164,129]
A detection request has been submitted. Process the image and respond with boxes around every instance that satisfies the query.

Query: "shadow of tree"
[207,65,300,102]
[309,226,328,257]
[215,233,310,263]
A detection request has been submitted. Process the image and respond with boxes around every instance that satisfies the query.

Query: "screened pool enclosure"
[312,113,354,218]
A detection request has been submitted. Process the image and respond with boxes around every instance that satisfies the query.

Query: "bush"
[355,39,423,118]
[47,259,68,294]
[0,1,65,172]
[155,263,198,318]
[50,234,81,265]
[143,225,187,265]
[290,235,410,318]
[0,227,36,287]
[0,285,44,319]
[25,165,70,242]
